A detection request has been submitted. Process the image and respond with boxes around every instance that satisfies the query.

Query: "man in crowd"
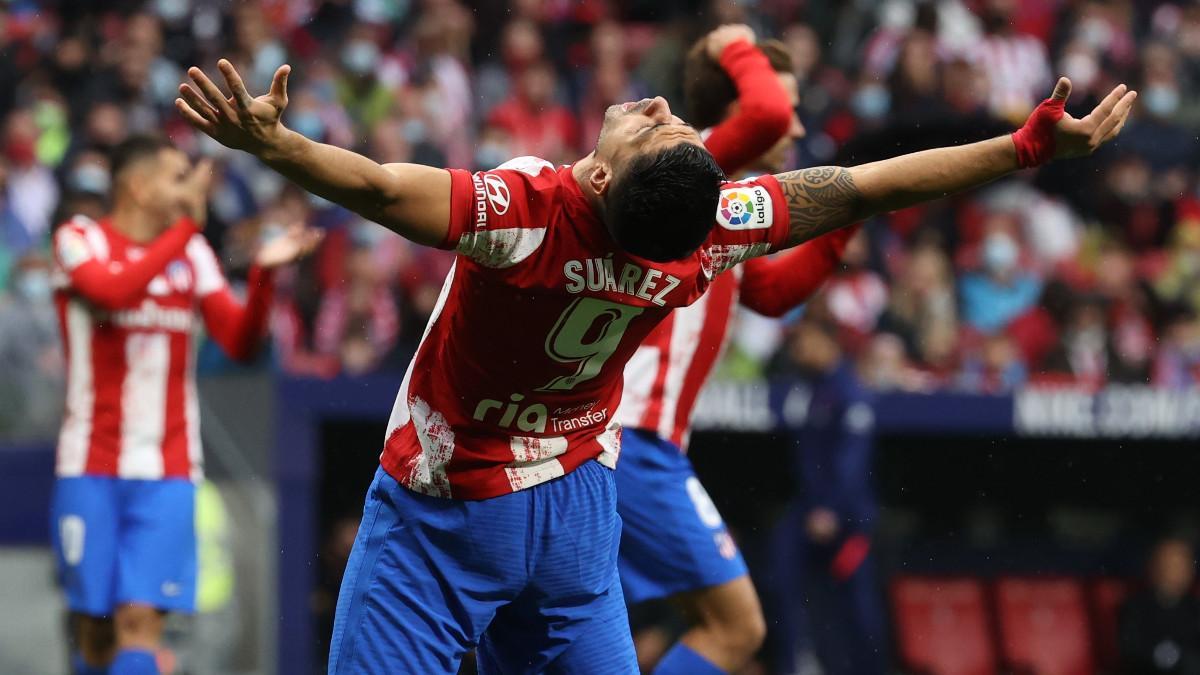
[769,312,885,675]
[176,53,1134,672]
[1120,536,1200,675]
[616,26,857,675]
[50,135,321,675]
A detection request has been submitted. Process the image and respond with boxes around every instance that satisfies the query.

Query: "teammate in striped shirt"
[615,28,858,675]
[176,55,1134,674]
[50,135,321,675]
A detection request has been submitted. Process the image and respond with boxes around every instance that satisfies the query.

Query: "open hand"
[255,223,324,269]
[1050,77,1137,159]
[177,60,291,155]
[705,24,756,61]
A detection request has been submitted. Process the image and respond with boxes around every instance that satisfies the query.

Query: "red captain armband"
[1010,96,1066,169]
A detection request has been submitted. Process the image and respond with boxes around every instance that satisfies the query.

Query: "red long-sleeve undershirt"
[67,218,199,311]
[199,265,275,362]
[703,39,794,176]
[695,41,857,316]
[738,224,860,317]
[66,217,274,362]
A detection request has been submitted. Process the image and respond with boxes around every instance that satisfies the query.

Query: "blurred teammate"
[616,27,858,675]
[49,135,321,675]
[177,55,1134,673]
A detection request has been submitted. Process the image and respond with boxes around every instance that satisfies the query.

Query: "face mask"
[403,118,428,144]
[154,0,190,22]
[69,164,111,195]
[15,270,52,303]
[1143,85,1180,118]
[475,142,510,171]
[291,111,326,141]
[254,42,289,91]
[1077,18,1112,50]
[1060,53,1099,90]
[342,41,380,77]
[851,85,890,121]
[983,233,1019,274]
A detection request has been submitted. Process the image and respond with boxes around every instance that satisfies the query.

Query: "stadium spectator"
[0,251,63,439]
[1120,536,1200,675]
[767,311,886,675]
[959,217,1042,334]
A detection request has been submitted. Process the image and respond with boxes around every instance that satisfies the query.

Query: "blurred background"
[0,0,1199,674]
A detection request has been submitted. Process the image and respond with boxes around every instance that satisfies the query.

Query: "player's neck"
[110,202,166,245]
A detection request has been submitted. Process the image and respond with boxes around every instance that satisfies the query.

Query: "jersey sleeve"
[738,224,858,317]
[185,234,229,298]
[441,156,560,269]
[53,216,198,310]
[702,40,794,175]
[707,174,791,276]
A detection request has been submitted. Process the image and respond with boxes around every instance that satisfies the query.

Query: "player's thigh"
[477,461,633,673]
[477,579,637,675]
[115,478,196,613]
[615,431,747,604]
[52,476,120,616]
[329,468,511,675]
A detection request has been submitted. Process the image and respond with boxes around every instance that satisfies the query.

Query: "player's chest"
[105,245,198,304]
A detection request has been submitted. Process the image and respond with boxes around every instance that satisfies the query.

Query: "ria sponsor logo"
[563,257,680,307]
[473,393,609,435]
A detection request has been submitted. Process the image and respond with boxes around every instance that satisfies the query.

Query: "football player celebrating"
[51,135,320,675]
[176,57,1133,674]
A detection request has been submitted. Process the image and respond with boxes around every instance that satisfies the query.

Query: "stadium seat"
[1089,577,1132,674]
[890,576,997,675]
[994,577,1094,675]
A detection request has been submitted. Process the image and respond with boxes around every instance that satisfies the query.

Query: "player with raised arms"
[615,26,860,675]
[50,135,321,675]
[176,56,1134,673]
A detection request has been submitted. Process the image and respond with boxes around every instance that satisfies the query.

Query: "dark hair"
[110,134,172,181]
[685,38,794,129]
[605,143,724,262]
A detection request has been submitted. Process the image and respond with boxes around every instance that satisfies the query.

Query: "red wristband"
[1011,96,1066,168]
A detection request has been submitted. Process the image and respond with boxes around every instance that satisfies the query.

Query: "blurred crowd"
[1,0,1200,438]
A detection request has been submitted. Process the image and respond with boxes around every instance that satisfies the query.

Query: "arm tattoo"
[776,167,862,246]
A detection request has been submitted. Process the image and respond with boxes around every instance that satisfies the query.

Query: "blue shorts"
[328,461,637,675]
[50,476,197,616]
[616,429,747,604]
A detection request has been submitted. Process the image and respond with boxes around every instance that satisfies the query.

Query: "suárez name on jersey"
[562,257,680,307]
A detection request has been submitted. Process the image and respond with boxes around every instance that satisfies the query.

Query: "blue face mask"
[15,270,52,303]
[291,111,326,141]
[983,233,1019,274]
[342,41,380,77]
[69,164,111,195]
[1143,85,1180,118]
[852,85,891,121]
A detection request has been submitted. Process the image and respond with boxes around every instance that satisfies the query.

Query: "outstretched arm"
[700,25,793,174]
[176,61,450,247]
[777,78,1136,247]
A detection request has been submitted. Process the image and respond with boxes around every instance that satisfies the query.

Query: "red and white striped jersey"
[379,157,791,499]
[616,226,858,451]
[617,271,740,450]
[52,215,273,480]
